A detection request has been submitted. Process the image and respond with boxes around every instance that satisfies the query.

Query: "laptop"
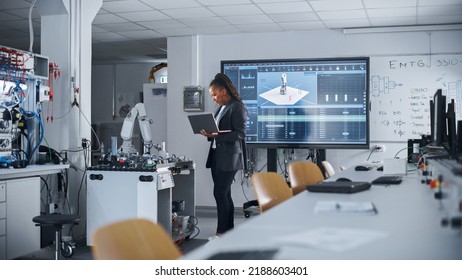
[187,113,231,134]
[306,181,371,194]
[371,175,403,185]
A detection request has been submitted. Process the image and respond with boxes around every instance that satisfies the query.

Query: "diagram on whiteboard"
[370,55,462,142]
[370,75,403,97]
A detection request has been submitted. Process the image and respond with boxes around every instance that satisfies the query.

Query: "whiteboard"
[369,54,462,142]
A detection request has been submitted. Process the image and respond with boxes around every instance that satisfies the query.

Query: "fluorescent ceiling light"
[343,24,462,34]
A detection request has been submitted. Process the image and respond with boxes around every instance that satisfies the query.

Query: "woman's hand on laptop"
[200,129,218,138]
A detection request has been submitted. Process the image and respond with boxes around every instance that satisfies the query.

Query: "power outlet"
[376,145,385,152]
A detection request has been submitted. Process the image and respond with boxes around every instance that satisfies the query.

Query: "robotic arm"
[119,103,153,155]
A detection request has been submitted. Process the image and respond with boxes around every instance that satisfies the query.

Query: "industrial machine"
[119,102,153,156]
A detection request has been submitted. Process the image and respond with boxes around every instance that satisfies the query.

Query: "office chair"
[321,160,336,178]
[288,161,324,195]
[91,218,182,260]
[32,214,80,260]
[251,172,293,213]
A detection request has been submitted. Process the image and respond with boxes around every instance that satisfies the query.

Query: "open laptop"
[306,181,371,194]
[188,113,231,134]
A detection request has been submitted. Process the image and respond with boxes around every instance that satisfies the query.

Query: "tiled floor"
[16,207,254,260]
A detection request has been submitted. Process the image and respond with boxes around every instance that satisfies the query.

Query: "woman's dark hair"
[209,73,244,105]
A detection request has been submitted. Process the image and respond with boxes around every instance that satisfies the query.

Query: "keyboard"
[371,176,403,185]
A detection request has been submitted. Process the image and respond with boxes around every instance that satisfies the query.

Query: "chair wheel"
[244,211,251,218]
[61,241,75,258]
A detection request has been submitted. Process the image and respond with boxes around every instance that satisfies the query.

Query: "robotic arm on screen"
[119,103,153,155]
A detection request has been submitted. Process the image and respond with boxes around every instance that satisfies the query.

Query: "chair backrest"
[91,218,182,260]
[251,172,293,213]
[322,160,336,178]
[288,161,324,195]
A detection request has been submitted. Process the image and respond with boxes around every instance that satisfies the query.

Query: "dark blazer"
[206,99,247,172]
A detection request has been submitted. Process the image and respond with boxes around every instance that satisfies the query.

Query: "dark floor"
[15,206,252,260]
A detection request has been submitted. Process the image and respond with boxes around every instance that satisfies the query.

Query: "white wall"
[167,29,462,207]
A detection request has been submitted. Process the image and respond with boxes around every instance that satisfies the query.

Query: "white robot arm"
[119,103,153,155]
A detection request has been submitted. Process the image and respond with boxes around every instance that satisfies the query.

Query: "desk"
[185,167,462,259]
[0,164,70,259]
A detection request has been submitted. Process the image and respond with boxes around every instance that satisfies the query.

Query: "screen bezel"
[220,57,370,149]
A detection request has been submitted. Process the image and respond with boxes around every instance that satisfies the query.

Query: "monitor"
[431,89,446,147]
[221,58,370,149]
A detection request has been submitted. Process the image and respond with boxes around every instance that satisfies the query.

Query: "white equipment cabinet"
[86,166,174,246]
[0,177,40,260]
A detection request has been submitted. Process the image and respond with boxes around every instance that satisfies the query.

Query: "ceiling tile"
[324,18,371,28]
[418,15,462,24]
[116,10,171,22]
[102,0,153,13]
[309,0,364,11]
[0,0,35,9]
[194,25,241,34]
[116,29,164,39]
[235,23,283,33]
[156,27,196,36]
[317,10,367,20]
[93,13,129,24]
[96,22,146,32]
[0,11,25,21]
[269,12,319,22]
[279,21,326,30]
[140,0,201,9]
[92,26,110,33]
[161,7,216,19]
[223,15,274,25]
[419,0,462,6]
[368,7,417,18]
[138,20,188,29]
[252,0,303,3]
[92,32,129,41]
[196,0,252,5]
[179,17,229,27]
[364,0,417,9]
[369,17,417,26]
[2,8,40,19]
[258,2,313,14]
[208,5,263,16]
[419,5,462,16]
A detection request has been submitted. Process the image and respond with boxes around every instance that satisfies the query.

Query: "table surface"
[184,167,462,260]
[0,164,70,180]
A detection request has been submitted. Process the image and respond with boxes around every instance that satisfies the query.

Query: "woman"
[200,73,247,238]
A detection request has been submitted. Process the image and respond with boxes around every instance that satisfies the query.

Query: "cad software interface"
[222,58,369,147]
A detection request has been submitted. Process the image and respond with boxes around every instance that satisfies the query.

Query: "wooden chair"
[288,161,324,195]
[91,218,182,260]
[251,172,293,213]
[321,160,336,178]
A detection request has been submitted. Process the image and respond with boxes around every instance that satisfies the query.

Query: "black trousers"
[210,150,237,234]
